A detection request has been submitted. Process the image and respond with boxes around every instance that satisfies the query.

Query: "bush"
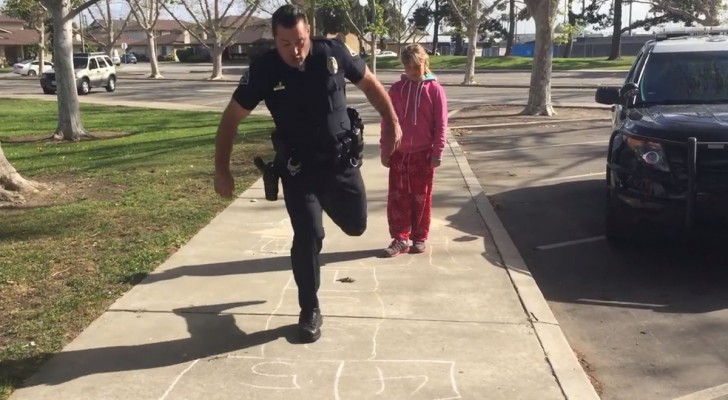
[175,48,194,62]
[188,53,211,63]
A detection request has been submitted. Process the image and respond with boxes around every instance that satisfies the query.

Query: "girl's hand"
[431,158,441,168]
[381,154,390,168]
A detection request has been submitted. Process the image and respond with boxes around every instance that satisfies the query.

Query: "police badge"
[327,57,338,75]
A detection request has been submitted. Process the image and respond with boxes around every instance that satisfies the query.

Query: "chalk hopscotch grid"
[156,219,464,399]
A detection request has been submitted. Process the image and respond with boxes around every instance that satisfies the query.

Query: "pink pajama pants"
[387,149,435,242]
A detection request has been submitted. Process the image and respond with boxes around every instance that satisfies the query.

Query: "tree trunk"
[462,0,479,85]
[210,43,224,80]
[0,142,45,203]
[38,22,46,82]
[146,34,162,78]
[522,0,557,116]
[562,0,574,58]
[106,0,113,55]
[505,0,515,56]
[432,0,440,52]
[370,33,377,75]
[608,0,622,60]
[47,0,90,141]
[454,35,464,55]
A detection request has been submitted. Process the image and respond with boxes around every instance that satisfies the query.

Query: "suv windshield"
[73,57,88,69]
[639,51,728,104]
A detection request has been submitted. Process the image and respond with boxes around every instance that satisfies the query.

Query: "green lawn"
[0,68,10,73]
[372,55,635,71]
[0,100,274,400]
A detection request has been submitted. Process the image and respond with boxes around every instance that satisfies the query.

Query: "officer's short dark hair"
[272,4,308,36]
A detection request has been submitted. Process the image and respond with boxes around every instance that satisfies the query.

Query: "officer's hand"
[384,120,402,153]
[215,170,234,198]
[391,121,403,151]
[381,154,390,168]
[431,158,441,168]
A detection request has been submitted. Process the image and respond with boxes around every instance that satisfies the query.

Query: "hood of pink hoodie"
[397,73,437,128]
[381,72,447,158]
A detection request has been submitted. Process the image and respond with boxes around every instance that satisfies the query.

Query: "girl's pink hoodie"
[380,73,448,159]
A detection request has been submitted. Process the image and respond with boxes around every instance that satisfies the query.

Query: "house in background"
[85,19,191,60]
[225,17,274,60]
[0,14,38,66]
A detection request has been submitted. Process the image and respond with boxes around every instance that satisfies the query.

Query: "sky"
[0,0,692,38]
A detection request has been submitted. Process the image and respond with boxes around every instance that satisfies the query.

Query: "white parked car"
[376,50,398,58]
[13,59,54,76]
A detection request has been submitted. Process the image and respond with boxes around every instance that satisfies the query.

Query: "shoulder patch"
[327,57,338,75]
[239,70,250,85]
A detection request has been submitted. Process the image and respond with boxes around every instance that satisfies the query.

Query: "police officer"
[214,4,402,343]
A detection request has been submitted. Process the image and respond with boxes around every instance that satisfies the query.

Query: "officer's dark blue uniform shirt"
[232,38,367,154]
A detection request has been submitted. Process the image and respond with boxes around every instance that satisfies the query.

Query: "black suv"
[596,34,728,243]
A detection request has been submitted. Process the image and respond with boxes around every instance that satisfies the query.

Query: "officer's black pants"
[281,164,367,312]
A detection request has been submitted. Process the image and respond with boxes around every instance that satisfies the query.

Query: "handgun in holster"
[253,156,279,201]
[344,107,365,166]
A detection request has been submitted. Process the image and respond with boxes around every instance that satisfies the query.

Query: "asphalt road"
[458,119,728,400]
[0,76,603,123]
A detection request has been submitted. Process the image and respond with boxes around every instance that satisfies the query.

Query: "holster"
[253,156,279,201]
[338,107,365,167]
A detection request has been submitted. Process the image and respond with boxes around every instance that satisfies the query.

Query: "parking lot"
[458,116,728,400]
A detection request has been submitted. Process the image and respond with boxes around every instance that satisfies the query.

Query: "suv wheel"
[105,76,116,92]
[78,78,90,95]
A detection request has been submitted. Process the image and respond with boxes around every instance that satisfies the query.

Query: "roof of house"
[220,15,267,28]
[87,19,131,33]
[230,23,272,44]
[0,14,24,24]
[127,32,202,46]
[0,29,39,46]
[126,19,190,32]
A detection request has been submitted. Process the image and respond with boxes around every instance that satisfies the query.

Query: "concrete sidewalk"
[9,111,600,399]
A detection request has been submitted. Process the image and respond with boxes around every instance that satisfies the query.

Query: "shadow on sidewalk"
[4,301,301,388]
[128,249,382,285]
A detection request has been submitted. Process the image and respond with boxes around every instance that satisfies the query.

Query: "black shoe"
[298,308,323,343]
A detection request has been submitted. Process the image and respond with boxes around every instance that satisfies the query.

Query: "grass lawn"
[0,68,10,73]
[372,55,635,71]
[0,100,274,400]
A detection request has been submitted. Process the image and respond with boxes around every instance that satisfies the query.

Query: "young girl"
[380,44,448,257]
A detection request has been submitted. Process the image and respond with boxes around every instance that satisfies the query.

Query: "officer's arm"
[216,60,267,173]
[337,42,398,126]
[355,68,398,126]
[215,100,251,174]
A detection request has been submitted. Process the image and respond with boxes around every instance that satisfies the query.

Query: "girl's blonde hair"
[400,43,431,74]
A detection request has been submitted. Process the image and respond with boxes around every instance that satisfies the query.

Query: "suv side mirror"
[619,82,639,99]
[595,86,621,105]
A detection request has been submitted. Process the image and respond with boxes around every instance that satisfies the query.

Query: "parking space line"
[470,140,609,155]
[575,299,668,309]
[535,236,605,250]
[673,383,728,400]
[538,172,605,183]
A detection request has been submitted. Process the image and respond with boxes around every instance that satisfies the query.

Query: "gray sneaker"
[410,240,426,254]
[383,240,409,257]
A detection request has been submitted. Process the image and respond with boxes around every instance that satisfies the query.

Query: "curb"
[450,117,611,130]
[113,75,606,89]
[0,73,615,89]
[446,120,601,399]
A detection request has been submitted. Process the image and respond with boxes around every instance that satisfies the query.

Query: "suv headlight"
[624,135,670,172]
